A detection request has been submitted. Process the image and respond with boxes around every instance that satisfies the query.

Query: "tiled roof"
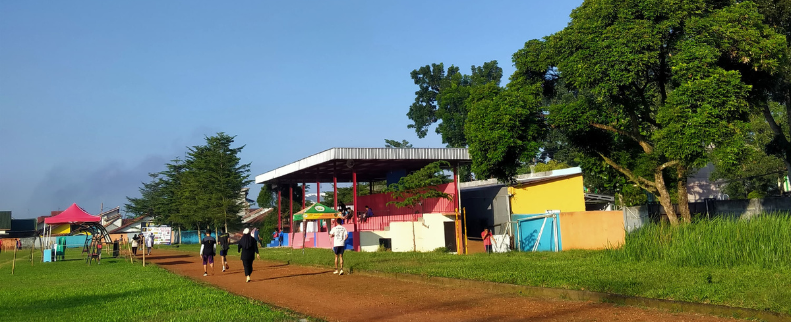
[110,216,150,233]
[98,206,121,217]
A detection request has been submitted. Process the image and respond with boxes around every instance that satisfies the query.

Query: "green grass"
[246,245,791,315]
[606,214,791,269]
[0,250,307,322]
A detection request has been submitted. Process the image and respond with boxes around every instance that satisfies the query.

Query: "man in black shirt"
[199,231,216,276]
[218,232,230,272]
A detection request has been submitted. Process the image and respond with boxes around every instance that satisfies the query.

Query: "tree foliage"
[125,133,252,233]
[384,139,413,148]
[407,61,503,147]
[386,161,453,211]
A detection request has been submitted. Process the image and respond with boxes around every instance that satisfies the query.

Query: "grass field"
[0,250,307,322]
[235,246,791,315]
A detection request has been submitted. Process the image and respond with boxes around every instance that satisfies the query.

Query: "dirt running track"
[145,250,733,322]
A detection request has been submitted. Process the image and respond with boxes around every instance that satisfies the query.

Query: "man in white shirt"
[329,218,348,275]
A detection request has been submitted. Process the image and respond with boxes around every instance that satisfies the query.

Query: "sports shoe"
[339,270,344,275]
[222,268,226,272]
[203,272,208,276]
[333,270,339,274]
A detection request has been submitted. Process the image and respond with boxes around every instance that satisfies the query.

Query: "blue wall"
[513,214,562,252]
[180,231,218,244]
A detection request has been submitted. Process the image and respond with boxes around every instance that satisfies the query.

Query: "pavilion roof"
[255,148,470,185]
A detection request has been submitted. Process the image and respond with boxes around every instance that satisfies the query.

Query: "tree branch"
[591,123,654,153]
[656,160,679,172]
[597,153,657,192]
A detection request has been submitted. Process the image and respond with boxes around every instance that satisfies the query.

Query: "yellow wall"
[559,211,624,250]
[508,175,586,214]
[51,224,70,235]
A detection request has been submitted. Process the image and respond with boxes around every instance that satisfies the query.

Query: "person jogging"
[200,231,217,276]
[218,231,230,272]
[329,218,348,275]
[238,228,260,283]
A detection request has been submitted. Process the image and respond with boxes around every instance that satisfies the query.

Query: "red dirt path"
[145,250,734,322]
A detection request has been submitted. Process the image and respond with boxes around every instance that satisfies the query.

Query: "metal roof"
[459,167,583,191]
[255,148,470,185]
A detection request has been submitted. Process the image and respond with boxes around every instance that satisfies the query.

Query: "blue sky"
[0,1,582,218]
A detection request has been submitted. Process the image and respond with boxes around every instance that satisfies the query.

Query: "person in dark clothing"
[218,232,230,272]
[238,228,260,283]
[200,231,216,276]
[131,234,139,256]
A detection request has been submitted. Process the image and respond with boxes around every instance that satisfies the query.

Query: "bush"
[259,212,278,246]
[606,213,791,269]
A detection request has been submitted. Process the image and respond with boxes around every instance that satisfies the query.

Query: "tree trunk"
[676,165,691,223]
[654,170,680,225]
[178,226,182,245]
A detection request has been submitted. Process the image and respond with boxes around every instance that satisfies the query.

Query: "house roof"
[255,148,471,185]
[242,208,272,225]
[109,216,152,233]
[459,167,583,191]
[98,206,120,217]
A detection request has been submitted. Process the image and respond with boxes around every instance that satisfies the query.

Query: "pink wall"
[357,183,456,217]
[289,231,332,249]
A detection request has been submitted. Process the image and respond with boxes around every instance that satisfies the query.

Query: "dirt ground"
[145,250,734,322]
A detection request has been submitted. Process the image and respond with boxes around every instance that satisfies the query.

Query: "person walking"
[145,233,154,255]
[238,228,260,283]
[131,235,139,256]
[251,227,259,246]
[481,228,493,253]
[200,231,216,276]
[218,231,230,272]
[329,218,348,275]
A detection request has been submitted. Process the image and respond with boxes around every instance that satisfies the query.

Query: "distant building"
[686,163,727,202]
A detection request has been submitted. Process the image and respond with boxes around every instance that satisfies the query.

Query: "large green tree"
[522,0,785,225]
[180,133,252,233]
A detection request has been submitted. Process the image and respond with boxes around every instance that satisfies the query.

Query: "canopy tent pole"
[353,170,360,251]
[302,183,306,208]
[289,184,293,235]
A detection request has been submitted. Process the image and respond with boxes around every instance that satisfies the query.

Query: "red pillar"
[333,175,338,210]
[277,186,282,232]
[289,185,293,233]
[317,182,321,203]
[353,171,360,251]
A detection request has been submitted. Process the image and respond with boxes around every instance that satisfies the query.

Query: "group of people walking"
[197,222,349,282]
[200,228,259,283]
[130,233,154,256]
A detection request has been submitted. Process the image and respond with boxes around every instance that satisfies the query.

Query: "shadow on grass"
[12,288,153,313]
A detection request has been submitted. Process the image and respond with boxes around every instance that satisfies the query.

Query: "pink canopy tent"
[45,203,100,224]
